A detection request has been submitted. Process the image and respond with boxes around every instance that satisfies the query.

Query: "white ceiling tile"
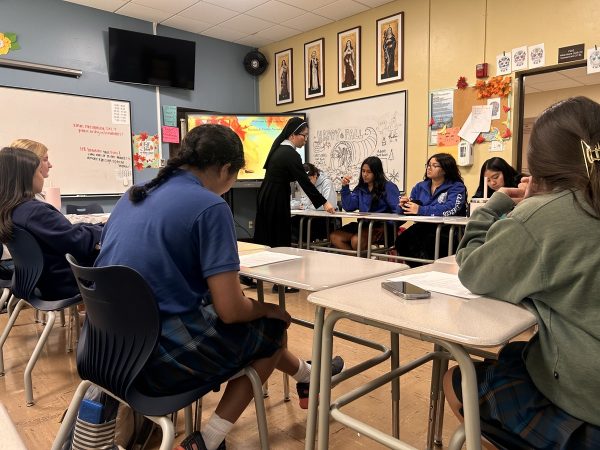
[184,1,238,24]
[529,78,582,91]
[202,0,268,13]
[253,24,301,42]
[314,0,368,21]
[200,25,248,41]
[64,0,129,12]
[246,1,305,23]
[117,2,172,22]
[355,0,393,7]
[219,14,274,34]
[279,0,337,10]
[280,12,332,33]
[132,0,198,13]
[235,35,275,48]
[161,15,213,33]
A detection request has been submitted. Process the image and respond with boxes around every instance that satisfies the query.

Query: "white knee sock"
[202,413,233,450]
[292,358,311,383]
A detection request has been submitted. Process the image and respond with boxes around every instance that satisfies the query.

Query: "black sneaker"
[239,275,257,288]
[271,285,300,294]
[296,356,344,409]
[175,431,226,450]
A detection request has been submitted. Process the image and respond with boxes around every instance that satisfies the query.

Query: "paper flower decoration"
[475,76,512,99]
[456,76,468,90]
[502,105,511,113]
[475,134,485,144]
[429,117,435,126]
[501,128,512,139]
[0,32,19,55]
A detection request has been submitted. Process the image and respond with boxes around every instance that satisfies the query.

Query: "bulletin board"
[302,91,407,192]
[453,87,510,141]
[0,85,133,195]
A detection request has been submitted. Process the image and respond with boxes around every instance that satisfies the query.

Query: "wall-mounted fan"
[243,50,268,76]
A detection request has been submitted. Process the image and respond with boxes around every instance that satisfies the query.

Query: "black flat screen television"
[108,27,196,90]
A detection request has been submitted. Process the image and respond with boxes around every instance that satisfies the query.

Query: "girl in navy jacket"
[330,156,400,250]
[395,153,466,265]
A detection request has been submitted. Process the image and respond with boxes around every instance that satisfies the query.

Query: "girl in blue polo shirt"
[395,152,466,266]
[330,156,400,251]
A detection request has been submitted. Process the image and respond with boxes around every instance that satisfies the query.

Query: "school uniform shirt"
[456,190,600,426]
[290,171,337,211]
[398,179,466,216]
[96,170,239,316]
[340,180,400,213]
[254,141,326,247]
[11,199,102,300]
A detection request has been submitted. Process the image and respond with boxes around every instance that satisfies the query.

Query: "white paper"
[387,271,481,299]
[471,105,493,132]
[496,52,512,75]
[239,251,302,268]
[512,46,528,71]
[458,113,480,144]
[490,141,504,152]
[587,48,600,74]
[528,43,545,69]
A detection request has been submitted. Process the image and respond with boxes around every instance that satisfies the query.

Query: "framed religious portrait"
[376,12,404,85]
[338,26,361,93]
[304,38,325,99]
[274,48,293,105]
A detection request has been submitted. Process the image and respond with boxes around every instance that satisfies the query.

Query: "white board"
[303,91,406,192]
[0,86,133,195]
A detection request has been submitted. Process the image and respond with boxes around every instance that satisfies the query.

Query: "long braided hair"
[129,124,245,203]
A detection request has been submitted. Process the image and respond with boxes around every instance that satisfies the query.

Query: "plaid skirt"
[137,303,286,396]
[452,341,600,450]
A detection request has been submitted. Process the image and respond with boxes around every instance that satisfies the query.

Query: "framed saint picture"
[274,48,293,105]
[376,12,403,85]
[304,38,325,99]
[338,26,361,93]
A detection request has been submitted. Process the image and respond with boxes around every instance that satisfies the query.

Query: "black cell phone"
[381,281,431,300]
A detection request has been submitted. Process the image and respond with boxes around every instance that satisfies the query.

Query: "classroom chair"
[0,226,81,406]
[65,203,104,215]
[52,255,270,450]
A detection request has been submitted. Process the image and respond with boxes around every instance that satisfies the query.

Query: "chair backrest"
[5,226,44,301]
[66,254,160,407]
[66,203,104,215]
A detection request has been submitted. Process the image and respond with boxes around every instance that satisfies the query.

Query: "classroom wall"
[258,0,600,196]
[0,0,257,211]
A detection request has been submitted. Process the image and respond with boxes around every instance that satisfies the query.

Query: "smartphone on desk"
[381,281,431,300]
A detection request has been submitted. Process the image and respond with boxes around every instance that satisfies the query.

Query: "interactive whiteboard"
[0,86,133,195]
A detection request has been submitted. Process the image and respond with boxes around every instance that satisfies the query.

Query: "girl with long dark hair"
[473,156,522,198]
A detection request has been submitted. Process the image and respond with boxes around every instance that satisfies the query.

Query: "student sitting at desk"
[329,156,400,251]
[0,147,102,300]
[96,125,343,450]
[447,97,600,449]
[394,153,466,266]
[10,138,53,201]
[290,163,338,242]
[473,156,523,199]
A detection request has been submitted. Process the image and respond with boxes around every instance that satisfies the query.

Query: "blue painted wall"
[0,0,258,211]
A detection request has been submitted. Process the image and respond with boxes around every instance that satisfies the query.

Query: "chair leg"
[245,366,270,450]
[7,295,18,318]
[59,309,65,327]
[184,405,193,436]
[0,299,27,375]
[194,398,203,431]
[24,310,56,406]
[50,380,92,450]
[145,415,176,450]
[0,288,10,311]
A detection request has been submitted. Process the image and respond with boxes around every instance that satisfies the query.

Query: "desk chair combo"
[65,203,104,215]
[0,227,81,406]
[53,255,270,450]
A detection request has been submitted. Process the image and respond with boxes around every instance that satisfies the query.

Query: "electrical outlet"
[248,220,253,229]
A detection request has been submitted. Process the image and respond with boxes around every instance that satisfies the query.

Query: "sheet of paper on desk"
[387,271,480,299]
[239,251,302,268]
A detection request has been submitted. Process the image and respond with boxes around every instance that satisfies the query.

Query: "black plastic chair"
[52,255,269,450]
[65,203,104,215]
[480,420,534,450]
[0,226,81,406]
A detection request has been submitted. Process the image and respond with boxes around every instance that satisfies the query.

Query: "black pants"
[394,223,457,267]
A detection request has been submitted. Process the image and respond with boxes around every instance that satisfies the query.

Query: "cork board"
[454,87,510,141]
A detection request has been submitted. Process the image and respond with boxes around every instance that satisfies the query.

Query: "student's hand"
[264,303,291,328]
[341,175,351,186]
[398,195,410,207]
[499,177,531,204]
[401,201,420,215]
[323,202,335,213]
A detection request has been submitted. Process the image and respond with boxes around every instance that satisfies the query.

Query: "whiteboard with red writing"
[0,85,133,195]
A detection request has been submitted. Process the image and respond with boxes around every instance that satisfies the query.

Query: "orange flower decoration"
[475,76,512,99]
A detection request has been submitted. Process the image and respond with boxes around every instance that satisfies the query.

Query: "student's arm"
[383,181,400,212]
[340,185,359,211]
[456,192,544,303]
[396,185,417,214]
[288,152,327,209]
[25,203,102,263]
[319,177,338,210]
[207,271,291,325]
[419,182,466,216]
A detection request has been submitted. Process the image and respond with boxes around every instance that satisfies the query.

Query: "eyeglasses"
[298,133,309,138]
[425,163,441,169]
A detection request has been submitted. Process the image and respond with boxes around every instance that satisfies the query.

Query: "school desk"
[239,247,408,400]
[237,241,268,253]
[305,262,537,450]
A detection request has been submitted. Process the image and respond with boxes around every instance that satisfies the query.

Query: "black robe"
[254,145,326,247]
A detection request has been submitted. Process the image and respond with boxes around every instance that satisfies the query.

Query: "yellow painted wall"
[258,0,600,196]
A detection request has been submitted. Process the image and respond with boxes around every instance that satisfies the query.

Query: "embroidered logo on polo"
[438,192,448,203]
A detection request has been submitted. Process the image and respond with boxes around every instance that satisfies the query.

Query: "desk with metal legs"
[239,247,408,409]
[305,263,536,450]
